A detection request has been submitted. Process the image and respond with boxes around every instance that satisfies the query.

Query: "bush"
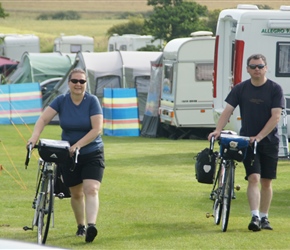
[106,17,145,37]
[36,11,81,20]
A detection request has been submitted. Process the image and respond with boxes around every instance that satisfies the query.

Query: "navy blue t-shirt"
[225,79,285,144]
[50,92,103,154]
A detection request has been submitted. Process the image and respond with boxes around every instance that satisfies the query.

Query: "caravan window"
[195,63,213,81]
[108,44,114,51]
[163,64,173,94]
[286,96,290,115]
[276,42,290,77]
[70,44,82,53]
[135,76,150,93]
[119,45,127,51]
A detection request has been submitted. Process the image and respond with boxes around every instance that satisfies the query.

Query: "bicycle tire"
[37,172,53,244]
[221,160,234,232]
[213,161,225,225]
[32,171,43,229]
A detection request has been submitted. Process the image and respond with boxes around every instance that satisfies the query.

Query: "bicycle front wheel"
[221,160,234,232]
[37,173,53,244]
[213,162,225,225]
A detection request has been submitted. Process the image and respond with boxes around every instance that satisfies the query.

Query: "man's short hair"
[247,54,267,66]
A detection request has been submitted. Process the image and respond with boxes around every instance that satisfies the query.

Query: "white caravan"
[107,34,163,51]
[159,31,216,133]
[213,4,290,139]
[0,34,40,61]
[53,35,94,53]
[213,4,290,157]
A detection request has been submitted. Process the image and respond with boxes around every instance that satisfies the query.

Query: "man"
[208,54,285,231]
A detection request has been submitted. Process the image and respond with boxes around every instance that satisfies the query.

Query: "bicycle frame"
[24,158,56,244]
[23,141,77,245]
[208,132,255,232]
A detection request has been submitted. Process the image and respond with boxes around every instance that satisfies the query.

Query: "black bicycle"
[23,139,77,244]
[206,132,257,232]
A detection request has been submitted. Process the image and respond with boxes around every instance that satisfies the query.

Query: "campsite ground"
[0,125,290,249]
[1,2,290,249]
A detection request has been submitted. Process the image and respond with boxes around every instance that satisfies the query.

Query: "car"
[40,77,62,105]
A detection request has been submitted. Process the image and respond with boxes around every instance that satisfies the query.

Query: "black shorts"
[243,143,279,180]
[59,148,105,187]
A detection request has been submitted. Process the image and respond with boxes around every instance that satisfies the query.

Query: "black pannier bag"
[38,139,70,164]
[54,165,71,198]
[194,148,217,184]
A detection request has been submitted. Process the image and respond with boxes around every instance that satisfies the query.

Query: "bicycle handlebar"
[210,136,215,152]
[253,140,257,155]
[75,148,80,164]
[25,142,80,169]
[25,143,34,169]
[209,135,258,157]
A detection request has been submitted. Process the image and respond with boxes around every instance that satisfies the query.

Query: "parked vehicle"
[0,34,40,61]
[158,31,216,138]
[107,34,163,51]
[53,35,94,53]
[40,77,62,104]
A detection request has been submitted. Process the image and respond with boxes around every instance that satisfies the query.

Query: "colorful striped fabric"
[103,88,140,136]
[0,83,42,124]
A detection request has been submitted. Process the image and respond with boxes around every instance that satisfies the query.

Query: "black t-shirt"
[225,79,285,144]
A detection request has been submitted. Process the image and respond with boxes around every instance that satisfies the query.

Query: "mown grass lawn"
[0,124,290,249]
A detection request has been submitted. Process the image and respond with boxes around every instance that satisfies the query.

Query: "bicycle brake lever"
[210,135,215,154]
[75,148,80,164]
[253,140,257,155]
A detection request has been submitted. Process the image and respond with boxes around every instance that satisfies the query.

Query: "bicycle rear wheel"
[221,161,234,232]
[213,161,225,225]
[37,173,53,244]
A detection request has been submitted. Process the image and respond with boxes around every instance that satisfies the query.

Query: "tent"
[0,56,18,79]
[121,51,162,121]
[5,52,76,84]
[141,54,163,137]
[44,51,162,122]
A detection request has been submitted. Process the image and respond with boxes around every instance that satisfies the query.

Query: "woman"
[28,68,104,243]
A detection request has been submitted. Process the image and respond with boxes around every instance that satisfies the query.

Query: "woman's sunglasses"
[70,79,86,84]
[248,64,265,70]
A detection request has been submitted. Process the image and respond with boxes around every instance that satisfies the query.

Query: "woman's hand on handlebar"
[26,136,38,149]
[69,145,80,157]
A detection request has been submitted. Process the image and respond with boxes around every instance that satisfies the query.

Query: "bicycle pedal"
[23,226,33,231]
[56,192,65,199]
[206,213,214,218]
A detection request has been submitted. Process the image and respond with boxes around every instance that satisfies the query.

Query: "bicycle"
[23,139,78,244]
[206,132,257,232]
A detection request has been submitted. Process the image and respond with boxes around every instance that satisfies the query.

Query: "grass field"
[0,17,126,52]
[0,125,290,249]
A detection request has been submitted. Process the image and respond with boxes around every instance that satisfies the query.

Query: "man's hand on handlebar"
[208,131,221,141]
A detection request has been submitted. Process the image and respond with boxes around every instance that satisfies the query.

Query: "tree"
[204,9,220,34]
[144,0,209,42]
[0,3,9,19]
